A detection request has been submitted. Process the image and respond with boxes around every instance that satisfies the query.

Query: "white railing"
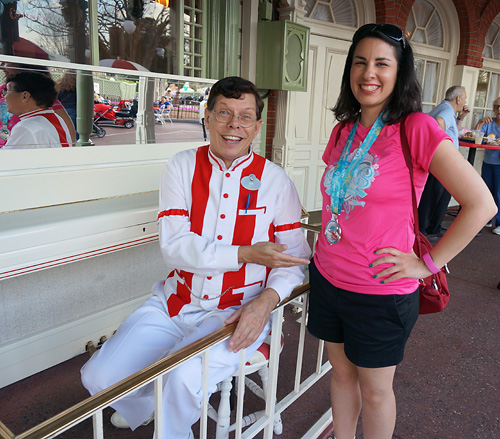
[0,227,331,439]
[0,286,333,439]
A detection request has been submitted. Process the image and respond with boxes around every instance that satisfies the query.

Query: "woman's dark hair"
[207,76,264,120]
[6,71,57,108]
[332,24,422,125]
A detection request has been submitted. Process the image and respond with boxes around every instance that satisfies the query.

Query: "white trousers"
[81,294,270,439]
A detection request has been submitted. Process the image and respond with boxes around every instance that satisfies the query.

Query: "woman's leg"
[358,365,397,439]
[325,341,361,439]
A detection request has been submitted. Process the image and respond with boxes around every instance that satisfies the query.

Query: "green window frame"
[178,0,207,77]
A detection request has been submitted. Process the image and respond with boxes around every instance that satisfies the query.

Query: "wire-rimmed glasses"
[212,109,257,128]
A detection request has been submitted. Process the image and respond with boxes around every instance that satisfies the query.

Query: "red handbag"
[400,117,450,314]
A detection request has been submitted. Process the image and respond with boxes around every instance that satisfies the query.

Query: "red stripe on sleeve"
[157,209,189,221]
[275,222,302,232]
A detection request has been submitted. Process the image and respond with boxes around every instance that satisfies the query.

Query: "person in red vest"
[81,77,311,439]
[2,71,72,149]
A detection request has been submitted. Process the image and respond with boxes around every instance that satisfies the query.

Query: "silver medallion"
[325,214,341,245]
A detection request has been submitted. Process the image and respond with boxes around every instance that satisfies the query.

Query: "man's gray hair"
[445,85,465,101]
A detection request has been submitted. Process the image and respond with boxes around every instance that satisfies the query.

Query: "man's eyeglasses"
[493,105,500,110]
[212,109,257,128]
[353,23,406,49]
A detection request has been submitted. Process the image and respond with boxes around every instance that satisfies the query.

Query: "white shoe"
[110,411,154,429]
[485,222,493,227]
[492,226,500,235]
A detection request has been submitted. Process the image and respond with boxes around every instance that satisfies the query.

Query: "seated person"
[80,76,311,438]
[2,72,73,149]
[159,95,171,111]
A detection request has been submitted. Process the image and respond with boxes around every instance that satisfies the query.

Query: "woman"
[307,24,496,439]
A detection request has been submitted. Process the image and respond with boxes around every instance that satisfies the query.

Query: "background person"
[56,70,78,139]
[418,85,470,240]
[0,62,76,146]
[307,24,496,439]
[474,97,500,234]
[2,71,73,149]
[80,76,311,439]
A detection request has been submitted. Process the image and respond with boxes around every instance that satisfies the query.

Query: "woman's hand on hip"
[370,247,431,283]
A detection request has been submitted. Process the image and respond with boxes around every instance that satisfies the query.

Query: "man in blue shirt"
[475,97,500,235]
[418,86,470,240]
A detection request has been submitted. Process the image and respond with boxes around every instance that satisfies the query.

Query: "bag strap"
[334,122,346,146]
[399,115,420,235]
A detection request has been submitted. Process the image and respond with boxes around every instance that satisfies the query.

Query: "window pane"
[305,0,356,27]
[486,23,498,45]
[331,0,357,26]
[423,61,437,104]
[493,37,500,60]
[310,4,333,22]
[415,58,425,86]
[427,13,443,47]
[474,71,489,108]
[1,0,89,64]
[413,0,433,27]
[413,28,426,44]
[487,74,499,109]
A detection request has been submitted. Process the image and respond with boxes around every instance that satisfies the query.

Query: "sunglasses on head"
[353,23,406,49]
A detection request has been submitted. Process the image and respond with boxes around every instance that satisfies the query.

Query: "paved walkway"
[89,119,208,147]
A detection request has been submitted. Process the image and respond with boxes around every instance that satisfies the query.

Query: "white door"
[291,34,350,212]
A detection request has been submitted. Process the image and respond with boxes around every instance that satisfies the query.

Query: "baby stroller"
[92,120,106,138]
[94,103,135,129]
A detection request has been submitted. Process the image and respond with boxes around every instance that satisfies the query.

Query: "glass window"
[304,0,356,27]
[0,0,89,63]
[182,0,204,77]
[0,1,208,77]
[406,0,443,48]
[415,58,440,114]
[483,21,500,60]
[473,70,500,126]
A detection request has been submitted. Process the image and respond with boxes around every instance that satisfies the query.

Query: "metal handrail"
[1,282,311,439]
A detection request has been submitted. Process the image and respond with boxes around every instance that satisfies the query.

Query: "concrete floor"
[0,210,499,439]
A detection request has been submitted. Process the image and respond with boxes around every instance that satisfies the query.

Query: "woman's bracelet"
[422,252,440,274]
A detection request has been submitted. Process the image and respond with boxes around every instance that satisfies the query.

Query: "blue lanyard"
[326,112,386,215]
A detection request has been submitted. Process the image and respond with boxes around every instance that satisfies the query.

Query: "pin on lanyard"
[324,112,386,244]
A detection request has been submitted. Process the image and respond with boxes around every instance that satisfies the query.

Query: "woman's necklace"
[324,112,386,244]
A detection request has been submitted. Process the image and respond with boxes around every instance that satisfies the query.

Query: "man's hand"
[238,242,310,268]
[476,116,493,128]
[225,289,280,353]
[459,105,470,120]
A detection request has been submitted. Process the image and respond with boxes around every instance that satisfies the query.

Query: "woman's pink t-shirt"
[314,112,450,295]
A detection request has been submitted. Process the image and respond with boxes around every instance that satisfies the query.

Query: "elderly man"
[475,97,500,235]
[2,71,73,149]
[81,76,310,439]
[418,85,470,240]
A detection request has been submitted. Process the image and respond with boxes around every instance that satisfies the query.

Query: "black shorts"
[307,259,419,368]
